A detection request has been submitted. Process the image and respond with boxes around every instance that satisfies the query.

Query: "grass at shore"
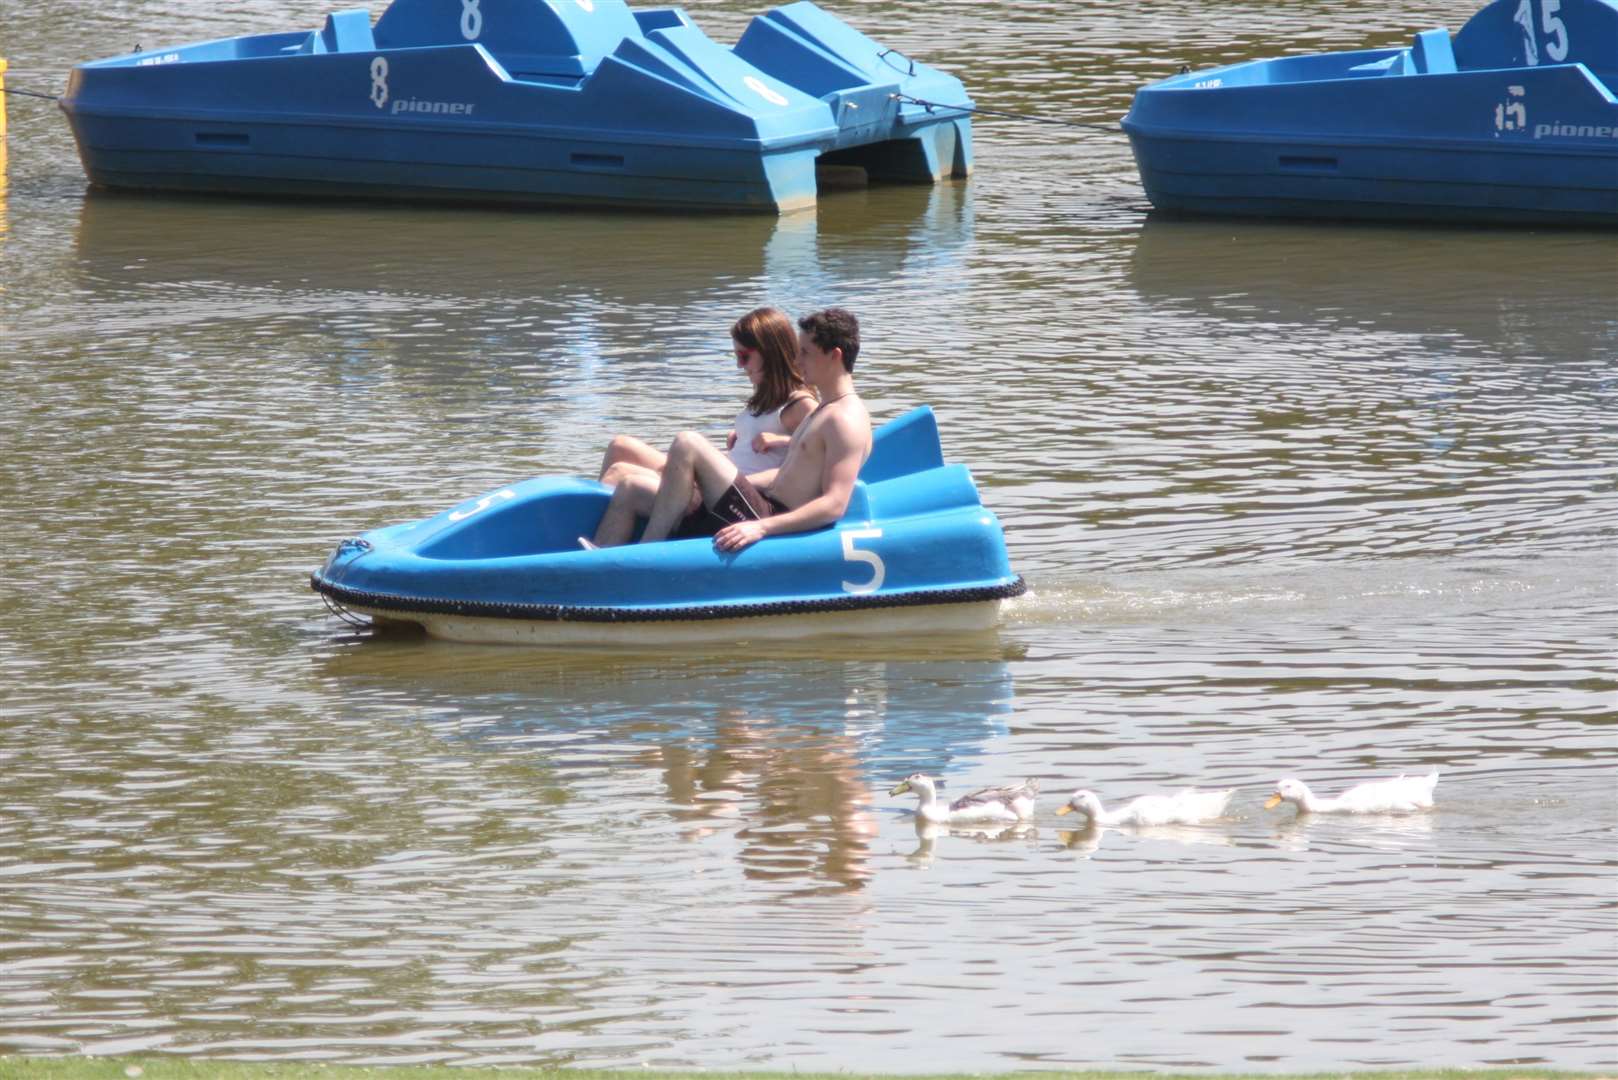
[0,1062,1605,1080]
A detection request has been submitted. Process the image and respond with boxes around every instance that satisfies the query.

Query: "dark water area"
[1,0,1615,1069]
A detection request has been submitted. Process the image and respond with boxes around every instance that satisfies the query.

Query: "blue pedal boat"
[58,0,971,213]
[310,407,1026,645]
[1122,0,1618,225]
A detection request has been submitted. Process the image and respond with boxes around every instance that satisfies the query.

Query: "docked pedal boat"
[59,0,973,213]
[310,406,1026,645]
[1122,0,1618,225]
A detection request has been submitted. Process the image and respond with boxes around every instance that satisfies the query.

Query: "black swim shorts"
[675,472,789,538]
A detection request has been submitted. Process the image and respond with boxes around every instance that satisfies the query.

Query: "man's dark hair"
[798,308,860,372]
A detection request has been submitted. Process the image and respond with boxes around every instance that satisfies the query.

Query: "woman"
[597,307,815,487]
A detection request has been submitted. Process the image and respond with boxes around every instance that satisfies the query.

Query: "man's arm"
[714,415,867,553]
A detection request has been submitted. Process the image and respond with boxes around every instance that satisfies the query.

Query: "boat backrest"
[859,463,982,522]
[374,0,644,81]
[1453,0,1618,75]
[859,405,945,484]
[733,0,892,96]
[1411,28,1457,74]
[294,8,376,54]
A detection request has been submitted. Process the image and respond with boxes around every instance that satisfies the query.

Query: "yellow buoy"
[0,57,8,138]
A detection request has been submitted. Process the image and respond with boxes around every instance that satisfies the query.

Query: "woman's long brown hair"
[732,307,812,416]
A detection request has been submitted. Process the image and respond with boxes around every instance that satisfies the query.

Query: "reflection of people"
[596,307,815,488]
[592,308,872,551]
[657,708,877,891]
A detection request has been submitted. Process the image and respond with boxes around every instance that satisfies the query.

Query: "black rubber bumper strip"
[311,572,1027,624]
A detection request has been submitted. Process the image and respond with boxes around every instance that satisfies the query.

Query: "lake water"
[1,0,1615,1069]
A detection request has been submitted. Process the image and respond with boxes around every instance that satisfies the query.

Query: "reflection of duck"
[1057,821,1238,857]
[1265,771,1438,815]
[1057,824,1105,858]
[1055,787,1234,827]
[905,818,1032,864]
[889,774,1037,825]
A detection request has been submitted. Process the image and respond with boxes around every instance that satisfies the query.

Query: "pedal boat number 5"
[310,407,1027,645]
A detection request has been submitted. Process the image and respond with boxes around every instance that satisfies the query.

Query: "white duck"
[889,774,1038,825]
[1264,771,1438,815]
[1055,787,1235,827]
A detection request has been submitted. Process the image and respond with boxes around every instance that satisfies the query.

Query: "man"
[592,308,872,553]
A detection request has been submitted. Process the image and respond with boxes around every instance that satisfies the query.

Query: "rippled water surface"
[1,0,1615,1069]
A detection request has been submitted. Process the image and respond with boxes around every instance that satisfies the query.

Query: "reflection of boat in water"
[60,0,972,212]
[1123,0,1618,224]
[1128,214,1618,356]
[313,619,1015,891]
[72,186,783,301]
[312,406,1025,645]
[72,176,972,303]
[68,179,975,379]
[314,646,1015,782]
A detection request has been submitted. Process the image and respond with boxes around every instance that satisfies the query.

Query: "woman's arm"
[751,395,814,453]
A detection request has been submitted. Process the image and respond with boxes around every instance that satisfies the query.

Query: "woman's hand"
[726,429,738,450]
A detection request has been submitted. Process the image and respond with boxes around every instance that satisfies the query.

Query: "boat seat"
[294,8,376,54]
[1348,53,1410,75]
[374,0,643,81]
[1412,28,1457,74]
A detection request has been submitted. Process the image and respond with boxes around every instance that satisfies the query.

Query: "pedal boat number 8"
[309,407,1027,645]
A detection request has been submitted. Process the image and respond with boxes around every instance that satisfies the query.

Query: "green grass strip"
[0,1063,1606,1080]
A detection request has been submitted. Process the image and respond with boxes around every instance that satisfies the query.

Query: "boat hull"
[309,406,1026,647]
[1126,132,1618,226]
[60,0,973,213]
[1122,0,1618,226]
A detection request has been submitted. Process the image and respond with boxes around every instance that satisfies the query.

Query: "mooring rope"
[891,92,1124,134]
[1,85,61,102]
[319,589,373,630]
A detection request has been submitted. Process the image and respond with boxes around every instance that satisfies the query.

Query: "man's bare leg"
[640,431,738,543]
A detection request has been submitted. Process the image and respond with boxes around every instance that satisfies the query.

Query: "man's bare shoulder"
[840,400,873,438]
[821,401,872,461]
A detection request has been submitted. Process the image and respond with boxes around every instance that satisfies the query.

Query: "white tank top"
[728,397,805,476]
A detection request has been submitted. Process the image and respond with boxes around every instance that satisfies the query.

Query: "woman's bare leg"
[599,435,666,484]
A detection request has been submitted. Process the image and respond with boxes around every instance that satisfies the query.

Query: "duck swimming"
[1055,787,1235,827]
[889,774,1038,825]
[1264,771,1439,815]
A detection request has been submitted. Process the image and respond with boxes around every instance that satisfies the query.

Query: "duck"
[1055,787,1235,827]
[889,774,1038,825]
[1264,771,1438,815]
